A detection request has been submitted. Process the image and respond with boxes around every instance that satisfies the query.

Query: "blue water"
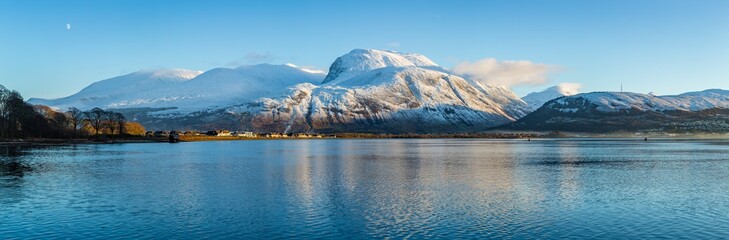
[1,139,729,239]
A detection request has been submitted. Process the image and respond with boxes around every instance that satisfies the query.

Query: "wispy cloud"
[452,58,559,87]
[228,52,277,66]
[555,82,582,95]
[387,42,401,48]
[244,52,276,63]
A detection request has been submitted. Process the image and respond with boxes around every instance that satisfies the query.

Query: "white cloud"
[227,52,277,66]
[243,52,276,63]
[451,58,558,87]
[555,82,582,95]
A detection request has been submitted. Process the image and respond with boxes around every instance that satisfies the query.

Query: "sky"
[1,0,727,99]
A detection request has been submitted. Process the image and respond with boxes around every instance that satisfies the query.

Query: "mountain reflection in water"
[1,139,728,239]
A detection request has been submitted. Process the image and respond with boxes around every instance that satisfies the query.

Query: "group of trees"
[67,107,128,137]
[0,85,53,138]
[1,84,144,139]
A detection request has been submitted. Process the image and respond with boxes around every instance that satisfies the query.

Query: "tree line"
[0,85,50,138]
[0,84,144,139]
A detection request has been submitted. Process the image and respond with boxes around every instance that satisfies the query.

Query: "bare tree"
[49,109,69,137]
[84,107,106,136]
[0,84,83,139]
[66,107,85,137]
[114,113,126,135]
[103,111,116,135]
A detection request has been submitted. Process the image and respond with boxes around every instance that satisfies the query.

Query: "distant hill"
[499,90,729,133]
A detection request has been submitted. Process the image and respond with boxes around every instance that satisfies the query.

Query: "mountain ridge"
[29,64,325,112]
[500,89,729,133]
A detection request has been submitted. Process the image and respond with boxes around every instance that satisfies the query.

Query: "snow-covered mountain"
[246,49,529,133]
[549,89,729,113]
[30,49,531,133]
[30,48,729,133]
[29,64,325,112]
[29,69,203,110]
[501,89,729,133]
[522,83,581,111]
[321,49,441,85]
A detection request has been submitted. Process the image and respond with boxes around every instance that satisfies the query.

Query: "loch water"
[1,139,728,239]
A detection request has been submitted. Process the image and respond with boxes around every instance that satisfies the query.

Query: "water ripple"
[1,139,728,239]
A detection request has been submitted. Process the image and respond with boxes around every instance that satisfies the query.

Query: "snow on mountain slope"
[29,49,531,133]
[321,49,440,85]
[548,89,729,113]
[82,69,203,95]
[664,89,729,111]
[283,63,326,74]
[502,89,729,133]
[29,64,325,111]
[522,83,581,111]
[29,69,202,109]
[170,64,325,109]
[248,50,530,133]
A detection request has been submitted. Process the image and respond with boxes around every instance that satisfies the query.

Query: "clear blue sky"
[1,0,727,99]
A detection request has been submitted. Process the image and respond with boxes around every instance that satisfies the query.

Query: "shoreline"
[0,138,156,147]
[2,132,727,146]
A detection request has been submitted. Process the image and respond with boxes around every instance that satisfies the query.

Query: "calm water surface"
[1,139,729,239]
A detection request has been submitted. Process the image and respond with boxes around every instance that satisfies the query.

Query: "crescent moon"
[66,24,71,30]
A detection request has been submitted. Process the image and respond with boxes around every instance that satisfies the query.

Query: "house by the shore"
[153,131,169,137]
[205,130,232,137]
[232,131,256,138]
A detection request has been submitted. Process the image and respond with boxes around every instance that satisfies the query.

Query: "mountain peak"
[321,49,438,85]
[522,83,582,110]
